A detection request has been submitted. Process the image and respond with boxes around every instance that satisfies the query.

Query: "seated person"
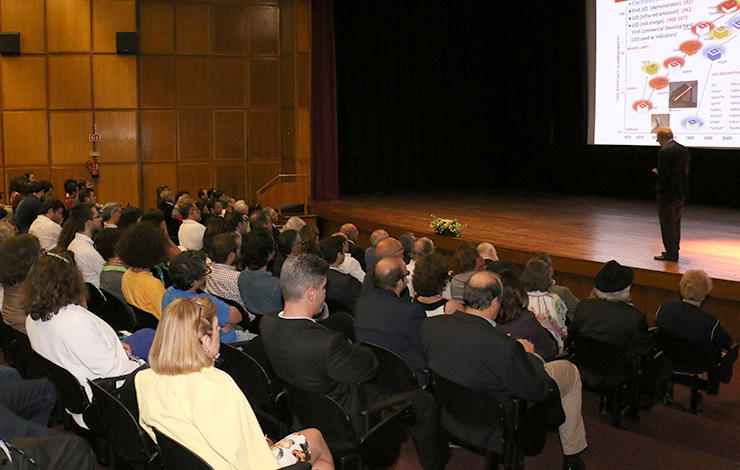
[95,228,128,305]
[0,365,56,439]
[136,297,334,470]
[271,229,301,277]
[411,253,462,317]
[406,237,435,298]
[238,229,283,316]
[449,242,484,304]
[141,208,182,261]
[333,232,365,283]
[522,257,568,353]
[162,251,247,343]
[0,235,41,333]
[205,233,249,313]
[24,250,152,428]
[119,223,169,319]
[533,252,580,316]
[320,235,362,312]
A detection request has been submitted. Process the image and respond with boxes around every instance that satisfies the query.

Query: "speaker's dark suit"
[326,268,362,312]
[656,139,690,258]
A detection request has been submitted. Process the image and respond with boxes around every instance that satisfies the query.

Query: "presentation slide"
[592,0,740,147]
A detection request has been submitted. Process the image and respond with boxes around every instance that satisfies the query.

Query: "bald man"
[361,236,404,297]
[364,229,389,275]
[340,222,366,269]
[477,242,516,273]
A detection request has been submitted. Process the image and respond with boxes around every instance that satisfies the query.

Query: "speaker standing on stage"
[652,127,690,262]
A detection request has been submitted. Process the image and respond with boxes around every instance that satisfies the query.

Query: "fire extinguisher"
[86,155,100,180]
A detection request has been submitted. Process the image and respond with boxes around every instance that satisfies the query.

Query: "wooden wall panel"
[178,163,212,196]
[214,161,246,199]
[178,110,212,161]
[0,0,46,53]
[140,56,177,108]
[3,111,48,166]
[93,55,137,108]
[141,111,176,162]
[295,0,310,53]
[93,0,136,53]
[177,57,212,107]
[295,52,310,108]
[1,57,47,110]
[50,111,93,165]
[296,108,310,160]
[212,58,245,107]
[176,3,211,55]
[211,3,246,54]
[142,163,177,209]
[48,55,92,109]
[247,110,280,158]
[214,110,245,160]
[96,163,139,207]
[280,108,295,160]
[247,6,279,56]
[280,56,295,107]
[279,0,295,55]
[95,111,137,163]
[139,2,175,54]
[248,160,280,201]
[249,59,280,107]
[46,0,91,52]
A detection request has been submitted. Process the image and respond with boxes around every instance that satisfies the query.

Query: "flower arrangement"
[430,215,465,237]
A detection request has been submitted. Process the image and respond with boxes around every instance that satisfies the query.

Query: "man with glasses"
[66,203,105,288]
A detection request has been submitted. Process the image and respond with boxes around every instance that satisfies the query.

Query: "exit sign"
[88,133,100,143]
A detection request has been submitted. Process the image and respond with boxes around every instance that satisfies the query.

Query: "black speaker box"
[116,32,137,55]
[0,32,20,56]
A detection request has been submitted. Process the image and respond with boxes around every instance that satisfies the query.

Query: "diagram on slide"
[594,0,740,147]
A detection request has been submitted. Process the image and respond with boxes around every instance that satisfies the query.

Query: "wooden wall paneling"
[295,52,310,108]
[178,110,212,161]
[247,109,280,158]
[139,2,175,54]
[141,110,176,161]
[249,59,279,107]
[279,0,295,55]
[280,56,295,107]
[281,159,296,173]
[178,163,212,197]
[48,55,92,109]
[175,3,211,55]
[247,6,279,56]
[296,107,310,160]
[142,162,177,209]
[214,110,245,160]
[92,55,137,108]
[1,56,47,110]
[177,57,212,107]
[49,111,93,165]
[7,167,50,193]
[96,163,139,207]
[50,165,89,201]
[92,0,136,53]
[95,111,138,162]
[46,0,92,52]
[0,0,46,53]
[0,173,5,202]
[212,57,245,107]
[214,161,246,200]
[211,3,246,54]
[140,56,177,108]
[248,160,280,203]
[295,0,310,53]
[280,108,295,159]
[3,111,48,166]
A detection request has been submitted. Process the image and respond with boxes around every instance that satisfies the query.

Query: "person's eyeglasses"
[203,266,212,276]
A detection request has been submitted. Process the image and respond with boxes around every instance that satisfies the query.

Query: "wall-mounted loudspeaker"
[116,32,137,55]
[0,32,20,56]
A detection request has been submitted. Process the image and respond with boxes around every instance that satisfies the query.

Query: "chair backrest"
[90,375,157,464]
[325,298,352,316]
[320,311,356,342]
[36,355,90,414]
[570,334,633,377]
[99,290,137,332]
[430,370,508,429]
[238,337,284,392]
[4,327,47,379]
[86,283,107,314]
[655,330,720,374]
[361,342,419,393]
[129,304,160,331]
[153,428,213,470]
[217,343,277,408]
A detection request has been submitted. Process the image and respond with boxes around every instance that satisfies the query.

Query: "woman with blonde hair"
[136,297,334,470]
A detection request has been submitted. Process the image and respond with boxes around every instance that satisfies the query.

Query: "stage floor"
[313,191,740,284]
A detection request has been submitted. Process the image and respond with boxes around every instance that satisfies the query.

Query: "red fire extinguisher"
[86,155,100,180]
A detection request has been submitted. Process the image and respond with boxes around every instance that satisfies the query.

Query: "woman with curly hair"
[136,297,334,470]
[119,222,170,319]
[411,254,462,317]
[0,234,41,333]
[23,250,144,428]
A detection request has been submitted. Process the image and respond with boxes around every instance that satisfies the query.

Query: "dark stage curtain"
[311,0,339,200]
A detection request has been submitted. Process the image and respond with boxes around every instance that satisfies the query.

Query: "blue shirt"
[161,287,237,343]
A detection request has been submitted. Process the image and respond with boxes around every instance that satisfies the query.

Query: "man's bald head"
[413,237,435,259]
[340,223,358,242]
[370,229,389,247]
[376,237,403,260]
[375,257,407,292]
[463,271,502,317]
[477,242,498,261]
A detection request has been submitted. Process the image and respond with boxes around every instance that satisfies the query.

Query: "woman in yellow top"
[136,297,334,470]
[119,223,169,319]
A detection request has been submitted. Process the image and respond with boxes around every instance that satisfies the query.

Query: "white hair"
[283,216,306,232]
[593,285,631,303]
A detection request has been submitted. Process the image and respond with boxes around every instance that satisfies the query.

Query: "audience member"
[119,223,169,319]
[141,208,181,261]
[117,206,142,230]
[177,202,205,251]
[411,253,462,317]
[0,235,41,333]
[478,242,516,273]
[0,207,18,243]
[282,215,306,233]
[332,232,365,282]
[60,203,104,288]
[0,365,56,438]
[63,178,77,210]
[407,237,435,297]
[364,229,389,275]
[14,180,53,233]
[162,251,245,343]
[94,228,128,307]
[398,231,417,265]
[101,202,122,229]
[361,236,405,296]
[522,257,568,353]
[533,252,580,315]
[272,229,301,277]
[76,188,96,205]
[238,229,282,316]
[299,225,320,255]
[263,206,281,239]
[9,177,29,211]
[135,297,334,470]
[224,211,248,243]
[205,233,249,313]
[320,235,362,312]
[202,217,229,257]
[28,197,64,252]
[339,222,365,269]
[156,186,180,243]
[449,242,482,304]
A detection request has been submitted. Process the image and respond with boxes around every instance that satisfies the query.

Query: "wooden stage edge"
[312,193,740,339]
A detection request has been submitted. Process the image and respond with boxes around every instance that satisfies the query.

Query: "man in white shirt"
[333,232,365,282]
[28,197,64,252]
[177,203,206,251]
[66,204,105,288]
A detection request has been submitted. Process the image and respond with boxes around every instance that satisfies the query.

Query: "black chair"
[360,342,420,393]
[4,327,46,379]
[97,290,137,332]
[326,298,353,316]
[86,283,107,315]
[90,371,159,469]
[320,311,356,342]
[569,334,641,427]
[284,383,411,470]
[656,330,738,413]
[128,304,160,331]
[216,343,292,439]
[429,370,525,470]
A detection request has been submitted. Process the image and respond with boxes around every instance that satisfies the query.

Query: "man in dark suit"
[340,223,366,270]
[653,127,690,262]
[320,235,362,312]
[422,271,587,470]
[260,254,450,470]
[355,257,427,386]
